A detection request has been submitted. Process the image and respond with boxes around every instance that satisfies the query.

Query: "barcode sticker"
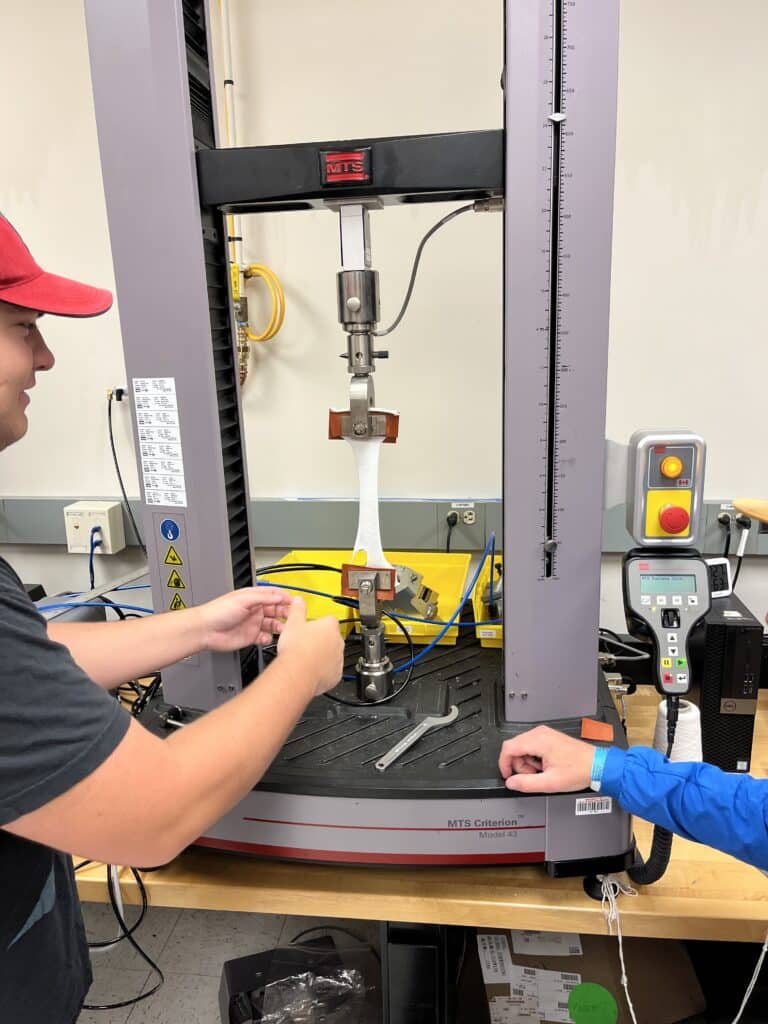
[511,931,582,957]
[489,996,539,1023]
[575,796,612,816]
[505,965,581,1023]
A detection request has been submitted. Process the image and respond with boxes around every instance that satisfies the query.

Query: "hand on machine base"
[498,725,595,794]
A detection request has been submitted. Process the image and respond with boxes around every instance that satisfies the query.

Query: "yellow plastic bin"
[471,554,503,648]
[259,551,353,637]
[259,549,471,646]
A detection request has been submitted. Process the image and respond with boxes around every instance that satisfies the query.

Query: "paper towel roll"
[652,698,702,762]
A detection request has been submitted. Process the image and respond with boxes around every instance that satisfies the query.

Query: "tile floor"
[76,903,381,1024]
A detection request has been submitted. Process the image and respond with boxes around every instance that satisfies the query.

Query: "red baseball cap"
[0,214,113,317]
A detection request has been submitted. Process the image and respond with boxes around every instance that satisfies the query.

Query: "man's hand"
[197,586,293,651]
[498,725,596,794]
[277,597,345,696]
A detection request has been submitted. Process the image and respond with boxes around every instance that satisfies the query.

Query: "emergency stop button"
[660,455,684,479]
[659,504,690,535]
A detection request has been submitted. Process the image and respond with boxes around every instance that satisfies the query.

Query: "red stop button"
[659,504,690,535]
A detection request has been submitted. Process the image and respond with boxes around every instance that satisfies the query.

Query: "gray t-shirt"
[0,556,130,1022]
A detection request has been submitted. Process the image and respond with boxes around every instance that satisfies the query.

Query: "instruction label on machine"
[133,378,188,507]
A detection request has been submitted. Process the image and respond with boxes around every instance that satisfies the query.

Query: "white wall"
[0,0,766,624]
[608,0,768,500]
[0,1,138,499]
[225,0,504,499]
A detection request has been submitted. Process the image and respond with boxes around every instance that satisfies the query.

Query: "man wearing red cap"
[0,215,345,1023]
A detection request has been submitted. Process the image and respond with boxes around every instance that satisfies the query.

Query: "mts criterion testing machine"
[85,0,636,876]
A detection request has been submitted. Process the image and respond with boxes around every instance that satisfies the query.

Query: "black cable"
[665,694,679,759]
[98,594,127,621]
[322,613,416,708]
[628,695,679,886]
[598,631,648,659]
[87,867,148,948]
[290,925,381,965]
[74,860,93,872]
[83,867,164,1010]
[445,511,458,553]
[372,203,474,337]
[732,555,744,589]
[131,674,162,717]
[254,562,342,577]
[255,561,416,705]
[723,531,732,558]
[261,610,416,708]
[107,393,147,557]
[598,627,622,643]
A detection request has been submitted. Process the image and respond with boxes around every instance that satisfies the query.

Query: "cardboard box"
[471,929,706,1024]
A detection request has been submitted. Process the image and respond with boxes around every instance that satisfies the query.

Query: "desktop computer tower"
[695,594,762,773]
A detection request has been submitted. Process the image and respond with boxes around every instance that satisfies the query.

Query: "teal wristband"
[590,746,608,792]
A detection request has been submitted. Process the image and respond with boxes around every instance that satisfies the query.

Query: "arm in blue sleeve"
[601,746,768,871]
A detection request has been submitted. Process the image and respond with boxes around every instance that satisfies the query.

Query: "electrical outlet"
[441,502,484,550]
[64,501,126,554]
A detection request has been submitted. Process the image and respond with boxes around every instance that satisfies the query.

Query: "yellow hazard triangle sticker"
[169,593,187,611]
[167,569,186,589]
[164,545,183,566]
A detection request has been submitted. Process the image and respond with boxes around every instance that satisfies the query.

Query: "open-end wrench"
[374,704,459,772]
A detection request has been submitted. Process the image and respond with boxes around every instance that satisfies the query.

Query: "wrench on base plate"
[374,704,459,772]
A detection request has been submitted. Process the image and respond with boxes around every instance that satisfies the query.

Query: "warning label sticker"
[164,546,183,566]
[169,593,187,611]
[167,569,186,589]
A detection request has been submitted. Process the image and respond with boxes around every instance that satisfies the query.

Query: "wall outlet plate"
[64,500,126,554]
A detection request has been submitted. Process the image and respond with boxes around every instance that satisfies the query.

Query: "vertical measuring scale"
[544,0,565,581]
[503,0,620,722]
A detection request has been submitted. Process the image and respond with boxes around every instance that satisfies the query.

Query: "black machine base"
[144,626,633,877]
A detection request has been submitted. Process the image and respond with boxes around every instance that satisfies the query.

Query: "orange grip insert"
[580,719,615,743]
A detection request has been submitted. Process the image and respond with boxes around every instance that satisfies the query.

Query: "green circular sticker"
[568,982,618,1024]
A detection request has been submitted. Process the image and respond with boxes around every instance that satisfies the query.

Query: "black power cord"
[82,867,164,1011]
[732,513,752,590]
[718,511,732,558]
[107,390,147,557]
[445,511,459,552]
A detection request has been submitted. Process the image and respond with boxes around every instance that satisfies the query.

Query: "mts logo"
[447,819,471,829]
[320,147,372,186]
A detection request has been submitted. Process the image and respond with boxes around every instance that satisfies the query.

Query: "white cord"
[736,522,752,559]
[730,927,768,1024]
[600,875,639,1024]
[600,874,767,1024]
[89,864,125,955]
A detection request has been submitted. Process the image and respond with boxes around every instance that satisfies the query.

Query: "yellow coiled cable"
[243,263,286,342]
